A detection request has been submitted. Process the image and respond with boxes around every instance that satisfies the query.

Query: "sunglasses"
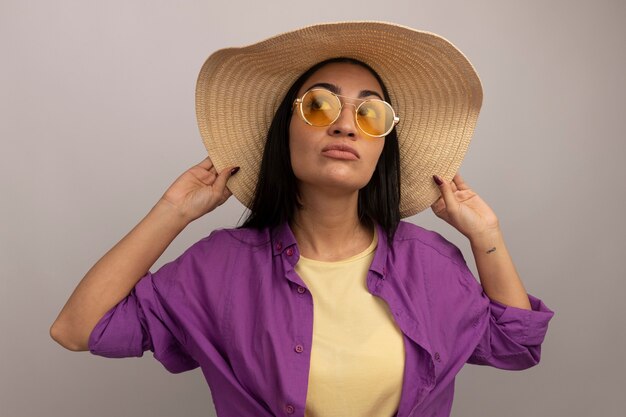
[292,88,400,138]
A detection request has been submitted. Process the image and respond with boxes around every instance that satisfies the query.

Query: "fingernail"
[433,175,443,186]
[230,167,240,175]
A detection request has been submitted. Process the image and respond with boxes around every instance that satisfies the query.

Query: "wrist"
[468,226,503,248]
[153,199,192,229]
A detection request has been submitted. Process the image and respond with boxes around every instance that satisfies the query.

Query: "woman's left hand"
[430,173,500,240]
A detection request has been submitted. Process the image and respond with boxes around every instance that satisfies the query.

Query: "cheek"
[366,140,385,169]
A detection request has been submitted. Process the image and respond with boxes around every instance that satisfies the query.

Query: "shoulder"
[391,220,467,267]
[188,225,271,256]
[167,226,272,291]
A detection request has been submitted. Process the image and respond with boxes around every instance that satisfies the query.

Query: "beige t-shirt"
[295,227,406,417]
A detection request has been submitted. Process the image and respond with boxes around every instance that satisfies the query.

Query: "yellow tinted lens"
[357,101,395,136]
[301,90,340,126]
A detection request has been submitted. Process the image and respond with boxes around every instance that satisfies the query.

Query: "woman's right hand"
[158,156,240,224]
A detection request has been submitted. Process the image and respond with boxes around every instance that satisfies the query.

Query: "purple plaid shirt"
[88,220,555,417]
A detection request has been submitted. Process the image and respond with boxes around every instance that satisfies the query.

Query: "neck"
[289,185,374,261]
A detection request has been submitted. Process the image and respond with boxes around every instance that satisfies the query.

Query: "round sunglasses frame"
[292,88,400,138]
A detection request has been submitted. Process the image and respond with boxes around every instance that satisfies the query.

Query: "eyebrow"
[305,82,384,100]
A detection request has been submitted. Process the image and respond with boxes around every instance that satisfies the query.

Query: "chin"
[304,177,369,193]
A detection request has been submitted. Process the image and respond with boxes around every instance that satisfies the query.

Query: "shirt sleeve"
[87,256,200,374]
[459,262,556,370]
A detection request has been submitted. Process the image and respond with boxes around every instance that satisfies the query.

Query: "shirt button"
[285,404,295,414]
[434,352,441,362]
[286,248,294,256]
[276,242,282,251]
[294,344,304,353]
[297,286,306,294]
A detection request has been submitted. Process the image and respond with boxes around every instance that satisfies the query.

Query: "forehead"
[299,62,383,96]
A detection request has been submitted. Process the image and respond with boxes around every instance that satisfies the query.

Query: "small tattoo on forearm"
[486,247,496,254]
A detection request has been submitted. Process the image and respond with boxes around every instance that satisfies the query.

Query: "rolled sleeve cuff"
[488,293,555,346]
[87,286,150,358]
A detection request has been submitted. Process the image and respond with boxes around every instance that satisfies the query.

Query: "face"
[289,62,386,196]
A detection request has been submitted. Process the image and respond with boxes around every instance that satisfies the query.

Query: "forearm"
[50,199,190,351]
[469,228,532,310]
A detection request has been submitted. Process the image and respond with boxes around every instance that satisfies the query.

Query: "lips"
[321,143,360,159]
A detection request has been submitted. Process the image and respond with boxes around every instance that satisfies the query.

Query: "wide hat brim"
[195,20,483,218]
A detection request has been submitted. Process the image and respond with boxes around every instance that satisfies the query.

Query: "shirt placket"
[275,239,313,417]
[368,269,438,416]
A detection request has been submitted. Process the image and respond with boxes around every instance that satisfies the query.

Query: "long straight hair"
[237,57,401,243]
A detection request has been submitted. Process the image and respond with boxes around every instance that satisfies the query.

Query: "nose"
[328,101,359,139]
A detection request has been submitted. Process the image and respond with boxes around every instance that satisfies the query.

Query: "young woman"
[51,21,555,417]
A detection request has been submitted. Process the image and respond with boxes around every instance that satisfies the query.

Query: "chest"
[218,264,443,416]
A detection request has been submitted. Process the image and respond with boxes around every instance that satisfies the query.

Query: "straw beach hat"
[195,20,483,218]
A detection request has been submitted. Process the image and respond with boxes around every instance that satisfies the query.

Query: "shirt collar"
[270,220,298,256]
[270,219,389,278]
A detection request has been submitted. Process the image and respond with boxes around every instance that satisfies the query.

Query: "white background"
[2,0,624,416]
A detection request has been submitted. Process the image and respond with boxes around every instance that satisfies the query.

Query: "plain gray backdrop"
[2,0,624,416]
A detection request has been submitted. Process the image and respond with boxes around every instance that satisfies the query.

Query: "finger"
[189,164,217,186]
[221,184,233,201]
[213,165,239,195]
[453,172,471,190]
[455,189,476,202]
[196,155,214,170]
[205,166,217,179]
[430,195,445,214]
[433,174,459,215]
[449,178,458,192]
[205,170,217,183]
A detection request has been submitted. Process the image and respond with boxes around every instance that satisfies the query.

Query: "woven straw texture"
[195,21,483,218]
